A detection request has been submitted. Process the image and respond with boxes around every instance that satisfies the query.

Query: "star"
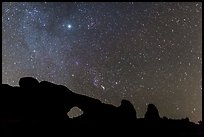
[101,85,105,90]
[67,24,72,29]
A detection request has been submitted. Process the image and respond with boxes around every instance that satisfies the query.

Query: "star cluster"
[2,2,202,122]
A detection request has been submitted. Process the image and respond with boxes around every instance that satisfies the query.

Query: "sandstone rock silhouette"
[118,99,137,120]
[145,104,160,120]
[1,77,202,137]
[19,77,39,88]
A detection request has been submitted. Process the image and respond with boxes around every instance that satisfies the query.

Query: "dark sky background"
[2,2,202,123]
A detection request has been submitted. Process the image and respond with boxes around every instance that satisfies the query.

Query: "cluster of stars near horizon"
[2,2,202,122]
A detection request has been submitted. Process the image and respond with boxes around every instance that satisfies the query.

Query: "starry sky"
[2,2,202,123]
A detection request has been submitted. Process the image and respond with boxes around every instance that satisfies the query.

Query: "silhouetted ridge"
[1,77,202,137]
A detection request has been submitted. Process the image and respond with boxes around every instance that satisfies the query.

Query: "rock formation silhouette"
[1,77,202,137]
[144,103,160,120]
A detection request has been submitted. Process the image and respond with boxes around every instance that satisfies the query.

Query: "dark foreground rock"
[0,77,202,137]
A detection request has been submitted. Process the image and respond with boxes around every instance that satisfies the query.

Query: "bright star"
[67,24,71,29]
[101,85,105,90]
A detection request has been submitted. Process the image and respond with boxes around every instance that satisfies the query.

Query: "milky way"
[2,2,202,122]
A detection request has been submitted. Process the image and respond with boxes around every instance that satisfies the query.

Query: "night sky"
[2,2,202,123]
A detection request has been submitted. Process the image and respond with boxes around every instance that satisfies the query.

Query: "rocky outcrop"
[1,77,202,137]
